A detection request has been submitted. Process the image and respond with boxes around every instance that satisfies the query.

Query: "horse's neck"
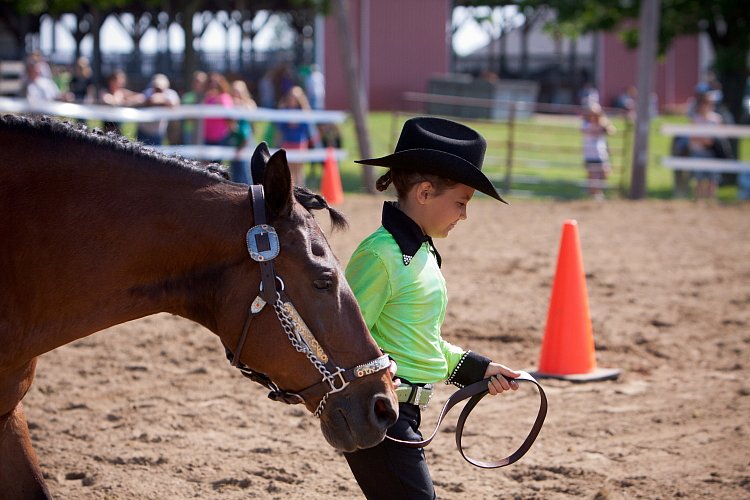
[7,147,252,352]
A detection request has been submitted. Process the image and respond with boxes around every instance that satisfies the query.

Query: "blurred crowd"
[585,71,748,202]
[19,51,339,186]
[669,72,748,201]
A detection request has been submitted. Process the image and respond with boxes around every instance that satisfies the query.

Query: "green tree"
[549,0,748,123]
[458,1,748,122]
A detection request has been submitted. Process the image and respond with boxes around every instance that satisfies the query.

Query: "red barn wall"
[324,0,451,111]
[324,4,700,113]
[599,32,700,111]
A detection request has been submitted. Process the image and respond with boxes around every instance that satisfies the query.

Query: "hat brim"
[356,149,506,203]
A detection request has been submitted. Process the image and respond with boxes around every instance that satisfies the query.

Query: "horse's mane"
[294,186,348,232]
[2,113,347,230]
[1,113,227,180]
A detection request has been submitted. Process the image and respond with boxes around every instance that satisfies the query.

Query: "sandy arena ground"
[23,195,750,499]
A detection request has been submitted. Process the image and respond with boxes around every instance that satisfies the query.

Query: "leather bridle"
[224,184,391,417]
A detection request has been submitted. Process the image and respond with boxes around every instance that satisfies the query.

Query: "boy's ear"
[416,181,434,204]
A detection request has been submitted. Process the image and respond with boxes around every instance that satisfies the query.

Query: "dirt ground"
[23,195,750,499]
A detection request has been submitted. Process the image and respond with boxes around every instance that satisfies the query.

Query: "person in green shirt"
[181,70,207,145]
[343,116,521,499]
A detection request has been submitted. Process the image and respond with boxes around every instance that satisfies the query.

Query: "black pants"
[344,403,436,499]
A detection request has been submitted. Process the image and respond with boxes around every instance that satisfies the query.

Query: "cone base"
[530,367,621,383]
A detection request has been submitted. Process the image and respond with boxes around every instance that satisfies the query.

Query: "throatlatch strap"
[387,371,547,469]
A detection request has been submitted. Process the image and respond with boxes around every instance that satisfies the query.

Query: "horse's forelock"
[293,186,349,232]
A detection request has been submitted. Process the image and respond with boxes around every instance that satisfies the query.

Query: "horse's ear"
[264,149,293,218]
[250,142,271,184]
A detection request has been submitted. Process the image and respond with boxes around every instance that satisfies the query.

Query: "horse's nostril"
[372,395,398,428]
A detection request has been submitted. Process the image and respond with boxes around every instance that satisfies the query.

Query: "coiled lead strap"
[386,371,547,469]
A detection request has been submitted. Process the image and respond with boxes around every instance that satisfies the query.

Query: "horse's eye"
[313,279,333,290]
[311,242,326,257]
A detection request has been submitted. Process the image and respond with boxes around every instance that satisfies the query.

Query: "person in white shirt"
[688,92,723,199]
[581,102,616,200]
[136,74,180,146]
[24,62,60,103]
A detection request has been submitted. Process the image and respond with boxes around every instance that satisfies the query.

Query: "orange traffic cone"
[320,147,344,205]
[534,220,620,382]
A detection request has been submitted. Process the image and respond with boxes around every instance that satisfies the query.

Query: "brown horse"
[0,114,398,498]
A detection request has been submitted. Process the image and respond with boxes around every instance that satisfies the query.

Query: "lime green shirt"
[345,208,466,384]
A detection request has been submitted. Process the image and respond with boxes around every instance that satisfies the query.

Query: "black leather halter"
[225,184,390,417]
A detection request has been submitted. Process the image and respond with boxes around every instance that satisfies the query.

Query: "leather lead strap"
[387,371,547,469]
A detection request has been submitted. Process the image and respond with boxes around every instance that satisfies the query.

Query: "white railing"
[661,123,750,173]
[0,97,347,162]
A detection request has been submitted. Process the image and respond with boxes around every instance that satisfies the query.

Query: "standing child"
[181,71,207,145]
[581,102,616,200]
[688,91,723,200]
[228,79,257,184]
[275,86,313,187]
[344,117,520,499]
[202,72,234,147]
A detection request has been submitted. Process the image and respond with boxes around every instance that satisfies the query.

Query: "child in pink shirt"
[202,73,234,145]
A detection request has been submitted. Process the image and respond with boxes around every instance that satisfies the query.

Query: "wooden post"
[91,8,102,91]
[503,101,516,194]
[618,117,633,196]
[390,111,401,152]
[629,0,660,199]
[333,0,375,193]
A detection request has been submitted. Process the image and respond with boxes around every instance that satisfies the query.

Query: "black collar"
[382,202,442,268]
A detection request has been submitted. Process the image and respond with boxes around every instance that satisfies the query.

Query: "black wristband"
[447,351,491,388]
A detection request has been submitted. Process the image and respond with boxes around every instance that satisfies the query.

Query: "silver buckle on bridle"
[229,184,391,418]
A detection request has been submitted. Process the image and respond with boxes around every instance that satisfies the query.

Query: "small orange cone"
[534,220,620,382]
[320,147,344,205]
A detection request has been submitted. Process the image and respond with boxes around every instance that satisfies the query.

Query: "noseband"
[225,184,390,417]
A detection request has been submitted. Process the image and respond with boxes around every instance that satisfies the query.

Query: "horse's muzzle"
[319,388,398,452]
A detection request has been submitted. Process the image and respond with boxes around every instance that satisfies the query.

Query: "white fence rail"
[0,97,348,163]
[660,123,750,173]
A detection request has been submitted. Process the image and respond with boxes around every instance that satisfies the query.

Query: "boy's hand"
[484,363,521,395]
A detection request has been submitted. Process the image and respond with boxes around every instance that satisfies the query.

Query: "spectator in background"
[304,64,325,110]
[275,86,313,187]
[613,85,637,122]
[181,70,207,144]
[581,102,616,200]
[202,72,234,147]
[689,92,723,200]
[136,73,180,146]
[228,79,257,184]
[24,51,52,84]
[258,67,276,109]
[24,61,60,103]
[578,80,600,107]
[272,63,296,102]
[739,171,750,201]
[67,57,95,104]
[100,69,144,134]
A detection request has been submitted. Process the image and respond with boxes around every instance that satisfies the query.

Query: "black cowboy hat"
[355,116,506,203]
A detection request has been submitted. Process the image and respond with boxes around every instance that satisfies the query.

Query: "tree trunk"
[180,1,200,87]
[91,8,102,91]
[714,46,748,125]
[332,0,375,193]
[629,0,660,200]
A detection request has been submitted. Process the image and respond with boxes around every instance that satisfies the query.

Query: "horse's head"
[221,143,398,452]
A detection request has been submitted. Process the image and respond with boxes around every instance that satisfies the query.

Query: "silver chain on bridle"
[226,184,390,418]
[271,294,350,417]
